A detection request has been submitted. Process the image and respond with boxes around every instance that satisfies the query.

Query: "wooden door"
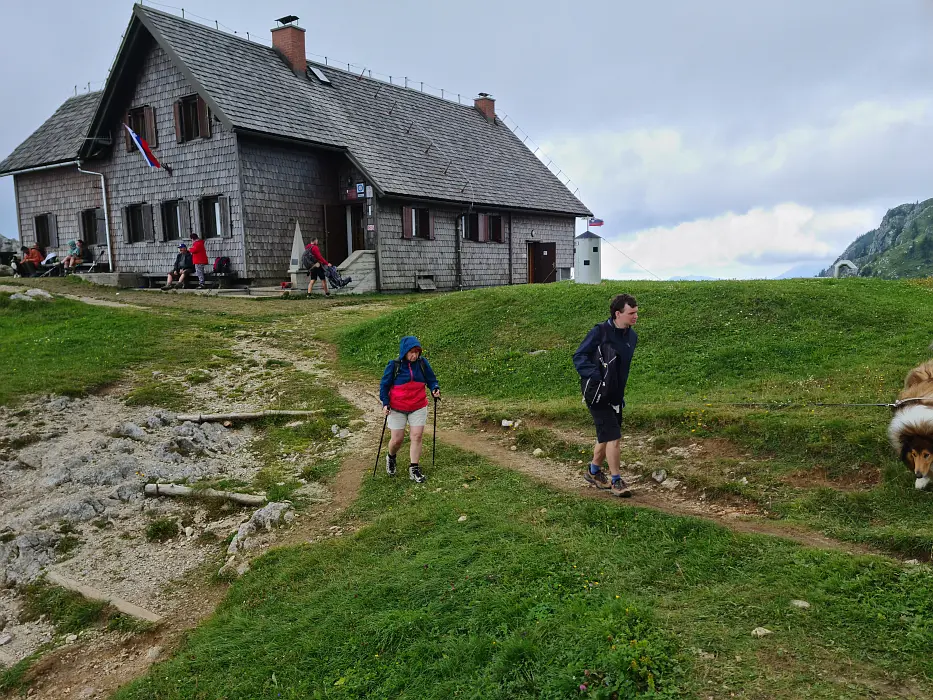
[324,204,347,265]
[529,242,557,283]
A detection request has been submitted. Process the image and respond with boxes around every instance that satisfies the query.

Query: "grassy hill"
[823,199,933,278]
[337,278,933,463]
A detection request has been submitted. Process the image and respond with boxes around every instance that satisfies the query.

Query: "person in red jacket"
[379,336,441,483]
[189,234,209,289]
[305,237,330,297]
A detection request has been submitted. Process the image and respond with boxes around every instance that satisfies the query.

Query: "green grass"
[115,446,933,699]
[145,517,179,542]
[20,579,109,634]
[0,295,232,406]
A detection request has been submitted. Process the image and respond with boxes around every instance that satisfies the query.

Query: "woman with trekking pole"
[376,336,440,483]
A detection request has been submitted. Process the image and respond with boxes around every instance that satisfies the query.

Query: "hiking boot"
[583,467,611,489]
[386,453,397,476]
[610,478,632,498]
[196,283,206,289]
[409,464,426,483]
[160,285,172,291]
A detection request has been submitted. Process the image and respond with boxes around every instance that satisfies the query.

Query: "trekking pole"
[372,414,388,478]
[431,396,439,471]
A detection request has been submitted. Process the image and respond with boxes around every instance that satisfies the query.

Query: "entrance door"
[324,204,347,265]
[348,205,365,254]
[528,242,557,283]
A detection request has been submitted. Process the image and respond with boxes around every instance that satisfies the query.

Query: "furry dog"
[889,359,933,490]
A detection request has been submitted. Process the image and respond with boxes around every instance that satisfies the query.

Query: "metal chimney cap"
[276,15,299,25]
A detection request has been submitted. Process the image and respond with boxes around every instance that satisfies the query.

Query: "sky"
[2,0,933,279]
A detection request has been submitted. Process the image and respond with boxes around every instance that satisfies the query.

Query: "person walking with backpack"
[379,336,441,483]
[303,237,330,297]
[573,293,639,497]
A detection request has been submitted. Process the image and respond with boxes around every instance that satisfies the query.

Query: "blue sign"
[356,183,365,195]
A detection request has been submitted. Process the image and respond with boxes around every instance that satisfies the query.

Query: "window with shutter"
[478,214,489,243]
[143,106,158,148]
[48,214,59,249]
[125,204,146,243]
[197,96,212,139]
[488,215,503,243]
[219,195,232,238]
[34,214,51,248]
[80,208,103,245]
[126,107,147,151]
[160,201,182,241]
[173,101,183,143]
[198,195,223,239]
[141,204,154,241]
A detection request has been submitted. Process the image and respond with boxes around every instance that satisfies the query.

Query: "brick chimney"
[272,15,306,74]
[474,93,496,122]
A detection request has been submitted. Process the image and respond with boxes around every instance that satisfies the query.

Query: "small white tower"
[288,220,307,288]
[574,230,601,284]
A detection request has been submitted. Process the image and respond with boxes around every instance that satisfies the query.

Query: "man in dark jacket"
[573,293,639,497]
[162,243,195,290]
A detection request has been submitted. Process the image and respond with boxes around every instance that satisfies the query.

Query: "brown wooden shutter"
[402,206,413,239]
[478,214,489,243]
[196,96,212,139]
[142,204,154,242]
[428,210,435,240]
[173,101,183,143]
[178,200,190,237]
[48,214,59,249]
[219,195,232,238]
[95,208,106,245]
[192,199,202,238]
[144,106,158,148]
[153,202,164,242]
[123,113,133,151]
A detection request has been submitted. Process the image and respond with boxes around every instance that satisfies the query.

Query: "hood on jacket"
[398,336,422,360]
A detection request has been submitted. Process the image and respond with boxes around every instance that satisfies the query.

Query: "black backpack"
[391,357,428,383]
[300,248,318,271]
[213,257,231,274]
[580,323,620,407]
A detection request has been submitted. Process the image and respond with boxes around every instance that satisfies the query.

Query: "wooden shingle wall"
[14,167,104,258]
[13,44,245,276]
[238,138,338,284]
[377,203,458,291]
[377,202,575,290]
[510,214,575,283]
[100,45,244,275]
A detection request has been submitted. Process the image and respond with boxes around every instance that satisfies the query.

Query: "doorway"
[527,242,557,283]
[324,204,347,265]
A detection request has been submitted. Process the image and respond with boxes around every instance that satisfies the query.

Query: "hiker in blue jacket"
[573,293,639,497]
[379,336,440,483]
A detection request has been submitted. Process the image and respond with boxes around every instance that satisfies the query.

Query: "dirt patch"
[435,423,884,557]
[781,465,882,492]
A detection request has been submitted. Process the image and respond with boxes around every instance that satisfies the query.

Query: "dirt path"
[437,428,883,556]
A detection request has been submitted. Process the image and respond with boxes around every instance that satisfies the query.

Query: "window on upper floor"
[80,208,105,245]
[175,94,212,142]
[124,106,158,151]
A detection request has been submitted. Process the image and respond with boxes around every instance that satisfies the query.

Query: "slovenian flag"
[588,218,604,227]
[124,124,163,169]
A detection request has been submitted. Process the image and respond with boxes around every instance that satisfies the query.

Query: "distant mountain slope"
[822,199,933,278]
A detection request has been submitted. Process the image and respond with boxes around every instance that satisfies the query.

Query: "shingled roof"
[8,5,590,216]
[0,91,101,174]
[132,7,589,216]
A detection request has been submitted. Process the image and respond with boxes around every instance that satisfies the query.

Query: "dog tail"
[889,404,933,453]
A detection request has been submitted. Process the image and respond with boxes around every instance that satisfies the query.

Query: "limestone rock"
[24,288,53,299]
[532,448,544,457]
[0,531,59,585]
[110,423,146,441]
[751,627,772,638]
[790,599,811,609]
[8,293,35,302]
[651,469,667,484]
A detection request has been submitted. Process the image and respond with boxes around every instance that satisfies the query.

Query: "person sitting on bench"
[162,243,195,290]
[62,240,91,273]
[63,240,88,272]
[20,246,45,277]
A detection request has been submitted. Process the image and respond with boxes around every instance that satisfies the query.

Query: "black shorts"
[588,404,623,444]
[309,265,326,280]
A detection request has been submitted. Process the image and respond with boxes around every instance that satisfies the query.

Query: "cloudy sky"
[2,0,933,279]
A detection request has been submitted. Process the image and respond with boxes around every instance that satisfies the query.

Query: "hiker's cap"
[178,243,188,248]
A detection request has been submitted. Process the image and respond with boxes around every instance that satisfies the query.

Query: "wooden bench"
[140,271,236,289]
